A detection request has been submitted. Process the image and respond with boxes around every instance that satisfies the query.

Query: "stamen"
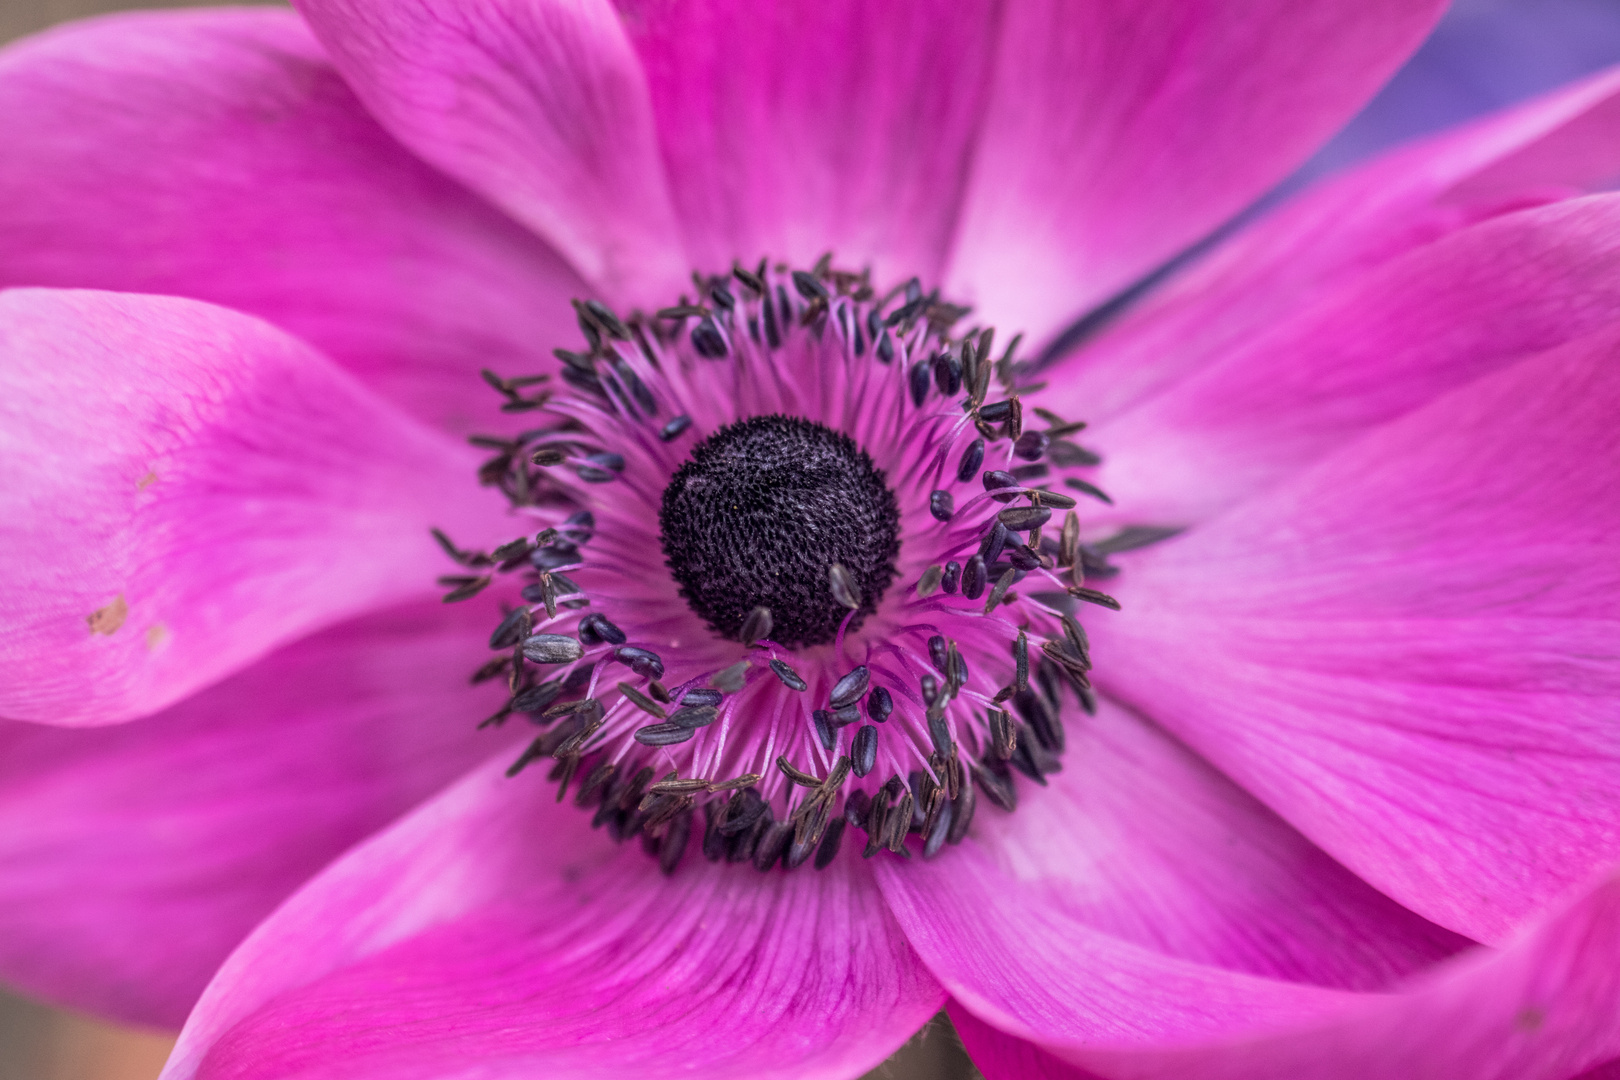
[436,258,1143,876]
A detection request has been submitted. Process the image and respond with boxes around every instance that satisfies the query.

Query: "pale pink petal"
[615,0,999,287]
[947,870,1620,1080]
[881,699,1464,993]
[158,760,944,1080]
[0,288,511,726]
[0,599,509,1028]
[1045,64,1620,428]
[1094,322,1620,943]
[944,0,1446,345]
[0,8,589,436]
[1083,194,1620,526]
[293,0,687,307]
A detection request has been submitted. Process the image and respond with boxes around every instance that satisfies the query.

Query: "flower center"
[434,257,1139,877]
[660,415,900,648]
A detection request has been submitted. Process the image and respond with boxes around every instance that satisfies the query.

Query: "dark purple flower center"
[659,415,900,648]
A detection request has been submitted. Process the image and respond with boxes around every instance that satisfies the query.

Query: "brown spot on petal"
[1516,1006,1545,1032]
[87,596,128,635]
[137,471,158,491]
[145,625,170,651]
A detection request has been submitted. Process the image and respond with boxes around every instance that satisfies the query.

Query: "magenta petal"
[293,0,686,307]
[0,599,507,1028]
[0,288,509,726]
[1044,64,1620,429]
[883,699,1464,993]
[157,762,944,1080]
[0,8,588,435]
[949,872,1620,1080]
[943,0,1446,344]
[1085,194,1620,525]
[1095,322,1620,943]
[617,0,999,288]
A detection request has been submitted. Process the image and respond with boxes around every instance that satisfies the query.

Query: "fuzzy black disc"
[660,415,900,648]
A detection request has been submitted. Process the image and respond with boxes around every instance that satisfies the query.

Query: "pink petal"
[948,870,1620,1080]
[1086,194,1620,525]
[880,699,1465,994]
[0,288,510,726]
[943,0,1446,345]
[0,8,587,436]
[1044,64,1620,429]
[159,760,944,1080]
[0,599,509,1029]
[292,0,687,307]
[615,0,1000,287]
[1094,320,1620,943]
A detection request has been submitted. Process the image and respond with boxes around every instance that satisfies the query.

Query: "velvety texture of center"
[659,415,900,647]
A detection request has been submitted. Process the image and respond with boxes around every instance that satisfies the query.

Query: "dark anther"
[578,613,627,646]
[660,416,899,648]
[511,680,562,714]
[941,560,961,594]
[981,521,1009,567]
[909,358,933,407]
[611,359,656,415]
[828,563,861,610]
[489,607,532,649]
[709,283,736,310]
[683,687,723,707]
[702,804,728,860]
[929,490,954,521]
[719,788,768,837]
[1065,477,1114,505]
[522,634,583,664]
[634,722,695,747]
[813,709,837,751]
[866,685,893,724]
[711,660,749,692]
[934,349,962,396]
[583,299,630,340]
[998,506,1051,532]
[1011,463,1048,483]
[791,269,829,300]
[983,470,1019,503]
[920,674,941,708]
[852,724,879,777]
[956,438,985,483]
[984,567,1019,613]
[962,554,988,599]
[1047,440,1102,467]
[1014,631,1030,692]
[576,451,625,484]
[990,708,1017,760]
[916,565,944,597]
[754,820,794,871]
[762,289,782,347]
[769,659,808,691]
[739,606,773,647]
[973,759,1018,812]
[1067,585,1123,611]
[660,809,693,875]
[1008,544,1042,571]
[1013,430,1050,461]
[814,817,847,869]
[978,400,1013,423]
[829,666,870,708]
[614,645,665,679]
[691,318,728,358]
[876,329,894,364]
[1032,489,1077,510]
[618,682,666,719]
[1091,525,1184,554]
[928,635,949,672]
[659,414,693,441]
[669,705,719,729]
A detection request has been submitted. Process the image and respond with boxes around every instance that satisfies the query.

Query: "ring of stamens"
[434,257,1143,875]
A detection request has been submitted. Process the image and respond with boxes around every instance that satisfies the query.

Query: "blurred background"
[3,0,1619,1076]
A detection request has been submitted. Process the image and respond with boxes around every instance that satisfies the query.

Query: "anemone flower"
[4,2,1620,1078]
